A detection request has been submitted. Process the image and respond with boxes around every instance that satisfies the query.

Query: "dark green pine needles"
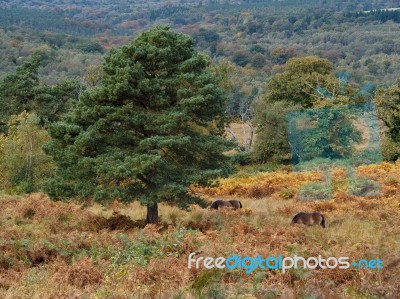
[44,26,234,223]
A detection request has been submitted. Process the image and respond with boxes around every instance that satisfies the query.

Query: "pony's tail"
[239,201,242,208]
[321,214,326,228]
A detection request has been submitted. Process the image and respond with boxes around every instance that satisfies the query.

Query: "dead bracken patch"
[66,258,103,287]
[186,219,219,233]
[0,163,399,298]
[246,184,275,198]
[28,248,58,266]
[93,212,145,230]
[23,208,36,219]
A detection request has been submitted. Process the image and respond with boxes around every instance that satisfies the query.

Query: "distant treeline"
[345,9,400,23]
[0,7,102,35]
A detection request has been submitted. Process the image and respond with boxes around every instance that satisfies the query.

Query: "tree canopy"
[44,26,234,223]
[375,80,400,161]
[0,56,80,133]
[0,57,40,132]
[253,56,364,163]
[266,56,336,108]
[0,112,55,192]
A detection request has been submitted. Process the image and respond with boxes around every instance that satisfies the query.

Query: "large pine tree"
[44,26,234,223]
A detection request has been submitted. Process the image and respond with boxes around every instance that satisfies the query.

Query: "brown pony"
[210,199,242,210]
[291,212,325,228]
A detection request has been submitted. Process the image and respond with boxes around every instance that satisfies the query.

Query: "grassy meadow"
[0,162,399,298]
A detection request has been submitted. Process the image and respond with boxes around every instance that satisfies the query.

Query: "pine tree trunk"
[146,203,159,224]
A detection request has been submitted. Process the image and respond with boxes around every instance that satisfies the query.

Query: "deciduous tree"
[375,79,400,161]
[0,112,55,192]
[266,56,337,108]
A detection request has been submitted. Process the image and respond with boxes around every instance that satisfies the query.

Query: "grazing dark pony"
[210,199,242,210]
[291,212,325,228]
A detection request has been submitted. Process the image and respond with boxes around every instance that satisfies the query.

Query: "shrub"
[298,182,332,201]
[232,151,253,166]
